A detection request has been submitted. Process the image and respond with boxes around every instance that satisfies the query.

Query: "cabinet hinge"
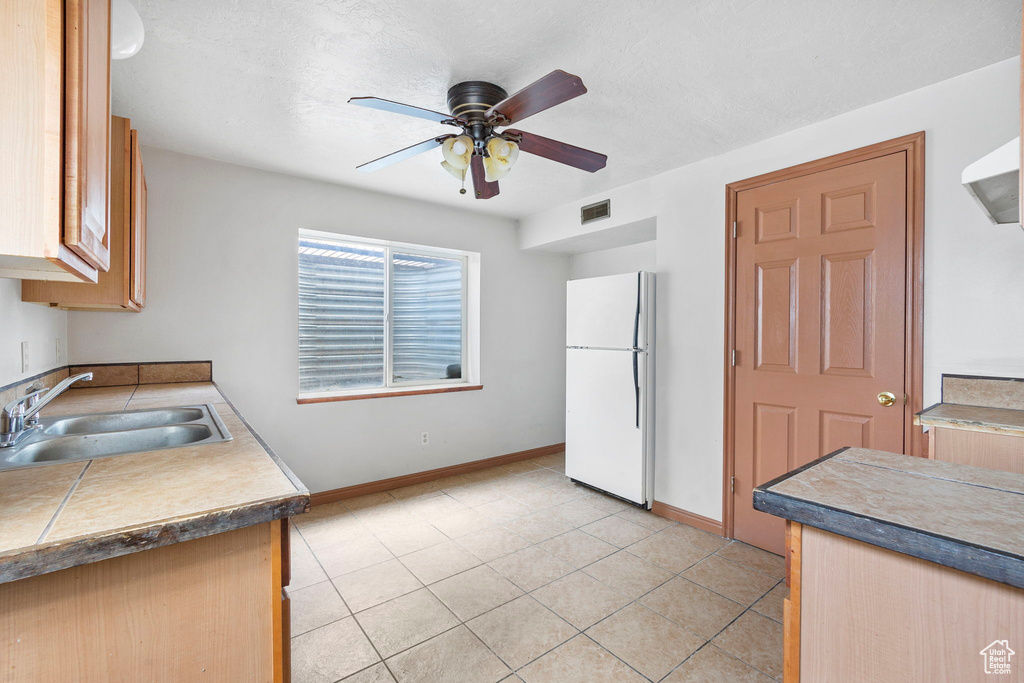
[730,476,735,494]
[732,221,737,239]
[731,350,737,367]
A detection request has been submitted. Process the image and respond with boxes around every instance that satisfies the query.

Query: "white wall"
[568,241,657,280]
[521,58,1024,522]
[68,149,570,493]
[0,280,67,387]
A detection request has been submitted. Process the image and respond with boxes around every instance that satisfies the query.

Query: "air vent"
[581,199,611,225]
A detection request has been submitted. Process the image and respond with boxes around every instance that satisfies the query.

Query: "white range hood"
[962,137,1020,225]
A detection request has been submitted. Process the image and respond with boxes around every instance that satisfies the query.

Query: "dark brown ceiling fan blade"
[470,155,499,199]
[506,129,607,172]
[485,70,587,124]
[349,97,464,125]
[356,135,454,173]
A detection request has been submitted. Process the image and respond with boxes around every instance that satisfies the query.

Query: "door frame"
[722,132,925,539]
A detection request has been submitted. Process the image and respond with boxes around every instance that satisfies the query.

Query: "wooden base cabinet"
[23,116,146,310]
[0,0,111,282]
[784,522,1024,682]
[0,520,291,682]
[928,426,1024,475]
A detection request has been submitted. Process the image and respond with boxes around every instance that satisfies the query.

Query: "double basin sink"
[0,405,232,471]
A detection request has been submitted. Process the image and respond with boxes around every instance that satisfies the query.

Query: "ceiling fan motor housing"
[447,81,508,148]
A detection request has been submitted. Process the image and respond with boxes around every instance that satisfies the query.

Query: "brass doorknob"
[877,391,897,407]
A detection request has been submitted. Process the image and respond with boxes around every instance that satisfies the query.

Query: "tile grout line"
[294,523,395,681]
[35,460,92,544]
[309,490,593,677]
[296,457,783,682]
[124,382,140,409]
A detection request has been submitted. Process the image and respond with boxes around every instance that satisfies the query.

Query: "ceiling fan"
[349,70,608,199]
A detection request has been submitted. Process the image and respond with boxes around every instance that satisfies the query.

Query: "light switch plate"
[21,341,29,373]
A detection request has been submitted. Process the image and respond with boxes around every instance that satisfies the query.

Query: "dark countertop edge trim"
[753,487,1024,590]
[213,380,309,497]
[0,495,307,585]
[942,372,1024,384]
[70,360,214,368]
[754,447,850,492]
[915,402,1024,433]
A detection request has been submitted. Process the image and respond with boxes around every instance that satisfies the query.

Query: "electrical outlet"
[55,338,62,364]
[421,432,429,446]
[20,342,29,373]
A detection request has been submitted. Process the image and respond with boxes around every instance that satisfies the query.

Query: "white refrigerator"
[565,272,655,507]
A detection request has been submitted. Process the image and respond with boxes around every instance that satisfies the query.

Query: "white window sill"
[296,383,483,404]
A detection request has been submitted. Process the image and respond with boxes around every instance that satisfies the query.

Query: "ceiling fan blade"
[470,155,499,199]
[349,97,464,125]
[485,70,587,124]
[507,129,607,172]
[356,135,453,173]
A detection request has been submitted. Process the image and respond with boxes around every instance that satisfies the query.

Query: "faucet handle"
[23,387,48,427]
[24,384,49,407]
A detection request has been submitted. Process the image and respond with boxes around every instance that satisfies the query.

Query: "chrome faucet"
[0,373,93,448]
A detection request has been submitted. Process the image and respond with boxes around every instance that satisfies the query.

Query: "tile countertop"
[0,382,309,584]
[915,402,1024,436]
[753,447,1024,589]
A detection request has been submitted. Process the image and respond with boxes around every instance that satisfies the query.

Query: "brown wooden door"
[733,152,908,554]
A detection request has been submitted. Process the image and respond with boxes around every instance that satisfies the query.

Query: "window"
[298,230,476,398]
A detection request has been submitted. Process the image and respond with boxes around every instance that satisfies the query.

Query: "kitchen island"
[754,447,1024,682]
[0,381,308,682]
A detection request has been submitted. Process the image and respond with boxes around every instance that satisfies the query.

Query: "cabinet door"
[130,129,147,307]
[63,0,111,272]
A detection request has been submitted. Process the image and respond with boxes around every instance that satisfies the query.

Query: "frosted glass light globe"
[111,0,145,59]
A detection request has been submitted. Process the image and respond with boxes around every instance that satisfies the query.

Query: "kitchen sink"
[0,404,232,471]
[44,408,207,436]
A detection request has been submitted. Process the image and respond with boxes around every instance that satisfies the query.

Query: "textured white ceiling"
[114,0,1020,218]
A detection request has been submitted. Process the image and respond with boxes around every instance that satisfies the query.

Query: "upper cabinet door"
[63,0,112,272]
[130,129,147,307]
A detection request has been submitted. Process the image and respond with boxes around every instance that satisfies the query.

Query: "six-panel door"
[733,152,908,554]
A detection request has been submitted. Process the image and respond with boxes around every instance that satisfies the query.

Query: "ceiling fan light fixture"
[350,70,607,199]
[441,135,474,170]
[483,156,510,182]
[440,160,466,181]
[484,137,519,181]
[111,0,145,59]
[487,137,519,167]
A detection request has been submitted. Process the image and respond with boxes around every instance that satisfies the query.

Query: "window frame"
[298,229,473,399]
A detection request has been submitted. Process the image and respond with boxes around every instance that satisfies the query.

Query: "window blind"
[298,239,386,392]
[298,235,466,393]
[391,252,463,382]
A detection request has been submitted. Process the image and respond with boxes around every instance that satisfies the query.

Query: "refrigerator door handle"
[633,273,641,429]
[633,273,641,350]
[633,350,640,429]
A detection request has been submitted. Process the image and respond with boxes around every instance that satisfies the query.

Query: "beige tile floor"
[288,452,786,683]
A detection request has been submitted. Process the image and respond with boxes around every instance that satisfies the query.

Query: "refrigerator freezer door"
[565,348,645,504]
[567,272,644,350]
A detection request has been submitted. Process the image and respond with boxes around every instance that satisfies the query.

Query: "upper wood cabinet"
[130,129,147,307]
[64,0,112,272]
[23,116,147,311]
[0,0,111,282]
